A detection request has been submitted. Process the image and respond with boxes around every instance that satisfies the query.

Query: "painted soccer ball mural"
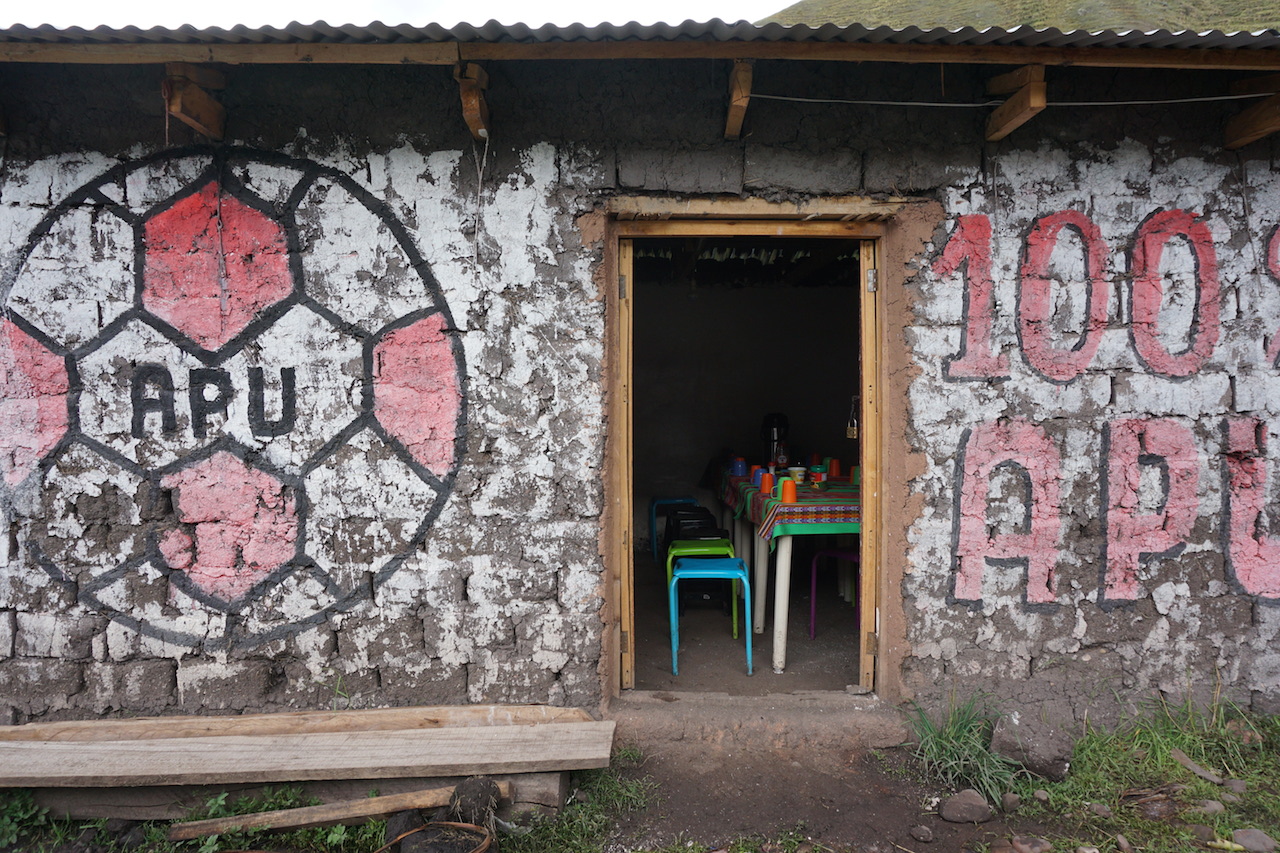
[1,149,466,648]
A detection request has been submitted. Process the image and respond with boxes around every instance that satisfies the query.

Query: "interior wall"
[631,255,861,544]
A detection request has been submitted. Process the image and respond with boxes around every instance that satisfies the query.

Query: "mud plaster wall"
[0,60,1277,721]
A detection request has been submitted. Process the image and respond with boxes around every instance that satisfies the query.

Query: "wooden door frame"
[604,214,886,695]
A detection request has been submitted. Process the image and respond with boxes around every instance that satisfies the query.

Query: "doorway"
[608,217,882,695]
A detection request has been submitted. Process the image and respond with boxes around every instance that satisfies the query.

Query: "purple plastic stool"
[810,548,859,639]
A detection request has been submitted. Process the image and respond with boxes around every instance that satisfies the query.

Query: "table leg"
[753,530,769,634]
[771,534,793,673]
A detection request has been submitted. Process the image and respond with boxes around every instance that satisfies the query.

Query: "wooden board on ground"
[34,772,569,822]
[0,721,615,787]
[0,705,593,743]
[167,781,513,840]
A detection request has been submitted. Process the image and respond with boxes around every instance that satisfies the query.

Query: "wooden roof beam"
[454,62,490,141]
[725,59,752,140]
[7,41,1280,71]
[1225,92,1280,148]
[985,68,1046,141]
[163,64,225,140]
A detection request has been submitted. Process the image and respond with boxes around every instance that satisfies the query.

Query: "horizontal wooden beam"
[0,704,594,742]
[986,64,1044,95]
[0,721,616,787]
[986,80,1046,141]
[1225,91,1280,148]
[607,194,907,221]
[614,219,885,238]
[164,61,227,89]
[4,39,1280,71]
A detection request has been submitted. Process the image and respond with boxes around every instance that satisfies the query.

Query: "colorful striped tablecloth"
[721,471,861,540]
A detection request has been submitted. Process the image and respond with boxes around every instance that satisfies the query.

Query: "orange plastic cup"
[781,478,798,503]
[829,458,841,478]
[759,472,775,495]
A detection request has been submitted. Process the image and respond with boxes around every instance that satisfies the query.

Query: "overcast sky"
[2,0,785,28]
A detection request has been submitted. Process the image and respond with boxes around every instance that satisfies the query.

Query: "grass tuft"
[905,693,1020,805]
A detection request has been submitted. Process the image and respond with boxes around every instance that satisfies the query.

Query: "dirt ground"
[602,741,1051,853]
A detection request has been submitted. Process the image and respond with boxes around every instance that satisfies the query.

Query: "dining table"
[720,469,862,672]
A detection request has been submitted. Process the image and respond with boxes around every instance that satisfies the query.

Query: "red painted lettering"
[934,214,1010,381]
[1102,418,1198,602]
[953,419,1062,605]
[1018,210,1110,383]
[1223,416,1280,599]
[1130,209,1221,378]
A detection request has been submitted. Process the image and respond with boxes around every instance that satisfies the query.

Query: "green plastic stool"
[665,538,741,637]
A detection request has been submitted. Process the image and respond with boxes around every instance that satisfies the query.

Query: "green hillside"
[760,0,1280,32]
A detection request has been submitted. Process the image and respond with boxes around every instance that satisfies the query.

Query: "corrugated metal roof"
[0,19,1277,50]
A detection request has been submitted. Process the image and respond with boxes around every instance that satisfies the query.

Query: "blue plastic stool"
[666,539,737,636]
[669,556,753,676]
[649,496,699,560]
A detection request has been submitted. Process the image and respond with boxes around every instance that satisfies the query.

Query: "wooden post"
[454,62,491,141]
[725,59,753,140]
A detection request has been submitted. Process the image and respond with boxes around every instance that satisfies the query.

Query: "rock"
[989,839,1016,853]
[940,789,995,823]
[1116,833,1133,853]
[1011,835,1053,853]
[990,715,1075,781]
[796,843,816,853]
[1170,748,1223,785]
[1002,792,1021,813]
[1222,792,1242,804]
[1224,779,1249,794]
[1189,824,1218,843]
[1074,847,1100,853]
[1087,802,1113,818]
[1033,789,1051,804]
[1193,799,1226,815]
[1233,829,1278,853]
[911,825,935,843]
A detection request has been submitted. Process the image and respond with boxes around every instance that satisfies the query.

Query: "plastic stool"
[649,497,699,560]
[665,538,736,633]
[810,548,859,639]
[669,556,753,676]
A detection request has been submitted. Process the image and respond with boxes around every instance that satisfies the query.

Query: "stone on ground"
[910,824,934,843]
[1087,802,1113,818]
[1033,789,1050,804]
[1188,824,1217,843]
[990,715,1075,781]
[1116,833,1133,853]
[1001,792,1021,813]
[1193,799,1226,815]
[1011,835,1053,853]
[1224,779,1249,794]
[1233,829,1278,853]
[939,789,994,823]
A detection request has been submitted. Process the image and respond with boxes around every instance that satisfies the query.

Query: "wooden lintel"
[164,78,225,140]
[985,80,1047,141]
[1225,91,1280,149]
[606,194,909,221]
[986,64,1045,95]
[1230,72,1280,95]
[6,40,1280,71]
[454,62,490,141]
[164,62,227,89]
[725,59,752,140]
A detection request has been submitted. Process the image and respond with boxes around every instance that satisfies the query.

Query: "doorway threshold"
[606,689,908,751]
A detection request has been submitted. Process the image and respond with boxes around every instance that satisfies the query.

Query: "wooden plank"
[35,772,566,822]
[5,40,1280,71]
[0,705,593,743]
[1225,91,1280,148]
[165,62,227,89]
[167,782,512,840]
[986,64,1044,95]
[0,721,615,787]
[725,59,752,140]
[1230,73,1280,95]
[606,195,907,221]
[985,80,1046,141]
[614,219,885,238]
[165,79,224,140]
